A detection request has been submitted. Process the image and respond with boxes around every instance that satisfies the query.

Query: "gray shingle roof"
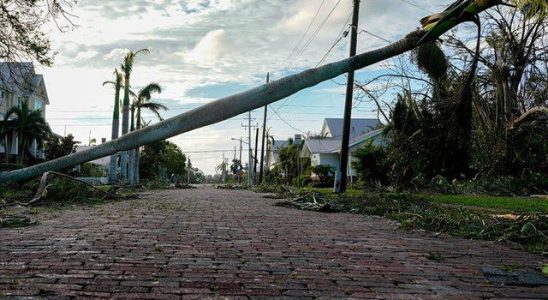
[0,62,49,104]
[348,129,384,148]
[322,118,380,138]
[0,62,35,93]
[303,138,342,154]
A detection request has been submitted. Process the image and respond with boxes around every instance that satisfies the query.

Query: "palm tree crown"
[5,100,51,163]
[132,83,166,127]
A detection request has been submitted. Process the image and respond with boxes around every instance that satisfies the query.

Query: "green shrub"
[352,142,389,186]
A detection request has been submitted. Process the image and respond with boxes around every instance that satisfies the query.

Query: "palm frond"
[138,102,168,120]
[138,83,162,101]
[508,0,547,17]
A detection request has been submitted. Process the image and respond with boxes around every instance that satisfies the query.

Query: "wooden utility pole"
[336,0,360,193]
[259,73,270,184]
[254,127,259,182]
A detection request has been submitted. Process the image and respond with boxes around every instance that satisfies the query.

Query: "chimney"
[101,138,106,144]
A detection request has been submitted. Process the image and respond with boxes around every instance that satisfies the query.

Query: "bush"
[352,142,390,186]
[79,163,104,177]
[292,174,311,187]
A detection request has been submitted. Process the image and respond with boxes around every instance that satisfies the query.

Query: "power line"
[397,0,434,13]
[294,0,343,61]
[286,0,326,63]
[359,29,392,44]
[269,5,350,127]
[316,11,353,67]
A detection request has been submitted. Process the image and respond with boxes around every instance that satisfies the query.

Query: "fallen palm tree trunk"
[0,31,418,184]
[0,2,513,185]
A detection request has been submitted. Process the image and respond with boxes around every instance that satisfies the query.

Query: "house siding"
[0,62,49,158]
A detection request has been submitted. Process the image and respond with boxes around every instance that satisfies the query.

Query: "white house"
[267,139,289,170]
[0,62,49,160]
[301,118,385,178]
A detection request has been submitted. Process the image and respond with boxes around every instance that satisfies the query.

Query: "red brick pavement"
[0,186,546,299]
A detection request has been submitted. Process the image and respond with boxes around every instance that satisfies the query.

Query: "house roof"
[271,140,289,152]
[0,62,49,104]
[302,129,385,157]
[321,118,380,138]
[303,138,342,154]
[348,129,384,149]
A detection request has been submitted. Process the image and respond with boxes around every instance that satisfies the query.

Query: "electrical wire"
[285,0,326,63]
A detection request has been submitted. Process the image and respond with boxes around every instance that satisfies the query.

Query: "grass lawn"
[307,187,547,214]
[425,194,547,214]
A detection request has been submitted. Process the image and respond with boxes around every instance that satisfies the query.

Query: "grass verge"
[274,190,547,254]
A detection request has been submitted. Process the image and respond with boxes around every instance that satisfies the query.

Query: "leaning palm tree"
[5,100,51,164]
[103,68,124,184]
[2,0,543,185]
[120,48,149,183]
[130,83,165,183]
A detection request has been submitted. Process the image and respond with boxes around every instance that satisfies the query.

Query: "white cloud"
[184,29,229,65]
[104,48,130,60]
[74,50,99,61]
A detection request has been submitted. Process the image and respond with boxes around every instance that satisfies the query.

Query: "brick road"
[0,186,546,299]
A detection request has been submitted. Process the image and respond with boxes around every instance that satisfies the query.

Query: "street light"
[230,137,245,163]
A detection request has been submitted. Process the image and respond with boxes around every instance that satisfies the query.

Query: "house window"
[34,99,43,111]
[17,96,21,108]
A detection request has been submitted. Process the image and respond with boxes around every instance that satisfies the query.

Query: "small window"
[35,99,43,111]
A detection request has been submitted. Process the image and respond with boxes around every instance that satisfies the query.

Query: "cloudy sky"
[38,0,445,174]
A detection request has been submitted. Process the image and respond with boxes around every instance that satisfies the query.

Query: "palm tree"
[103,68,124,184]
[5,100,51,164]
[120,48,149,182]
[130,83,165,183]
[0,1,518,184]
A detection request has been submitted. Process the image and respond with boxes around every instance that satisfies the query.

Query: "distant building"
[267,139,289,170]
[0,62,50,159]
[301,118,385,178]
[74,138,110,171]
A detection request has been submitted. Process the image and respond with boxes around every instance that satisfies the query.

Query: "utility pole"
[254,127,259,183]
[259,72,270,184]
[239,138,242,163]
[222,152,226,183]
[242,115,257,187]
[187,156,191,184]
[336,0,360,193]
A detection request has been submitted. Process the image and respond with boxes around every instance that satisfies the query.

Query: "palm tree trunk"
[108,85,121,184]
[18,137,24,165]
[120,83,131,183]
[134,107,142,183]
[5,134,10,164]
[128,108,136,184]
[0,3,506,185]
[108,118,119,184]
[0,30,419,183]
